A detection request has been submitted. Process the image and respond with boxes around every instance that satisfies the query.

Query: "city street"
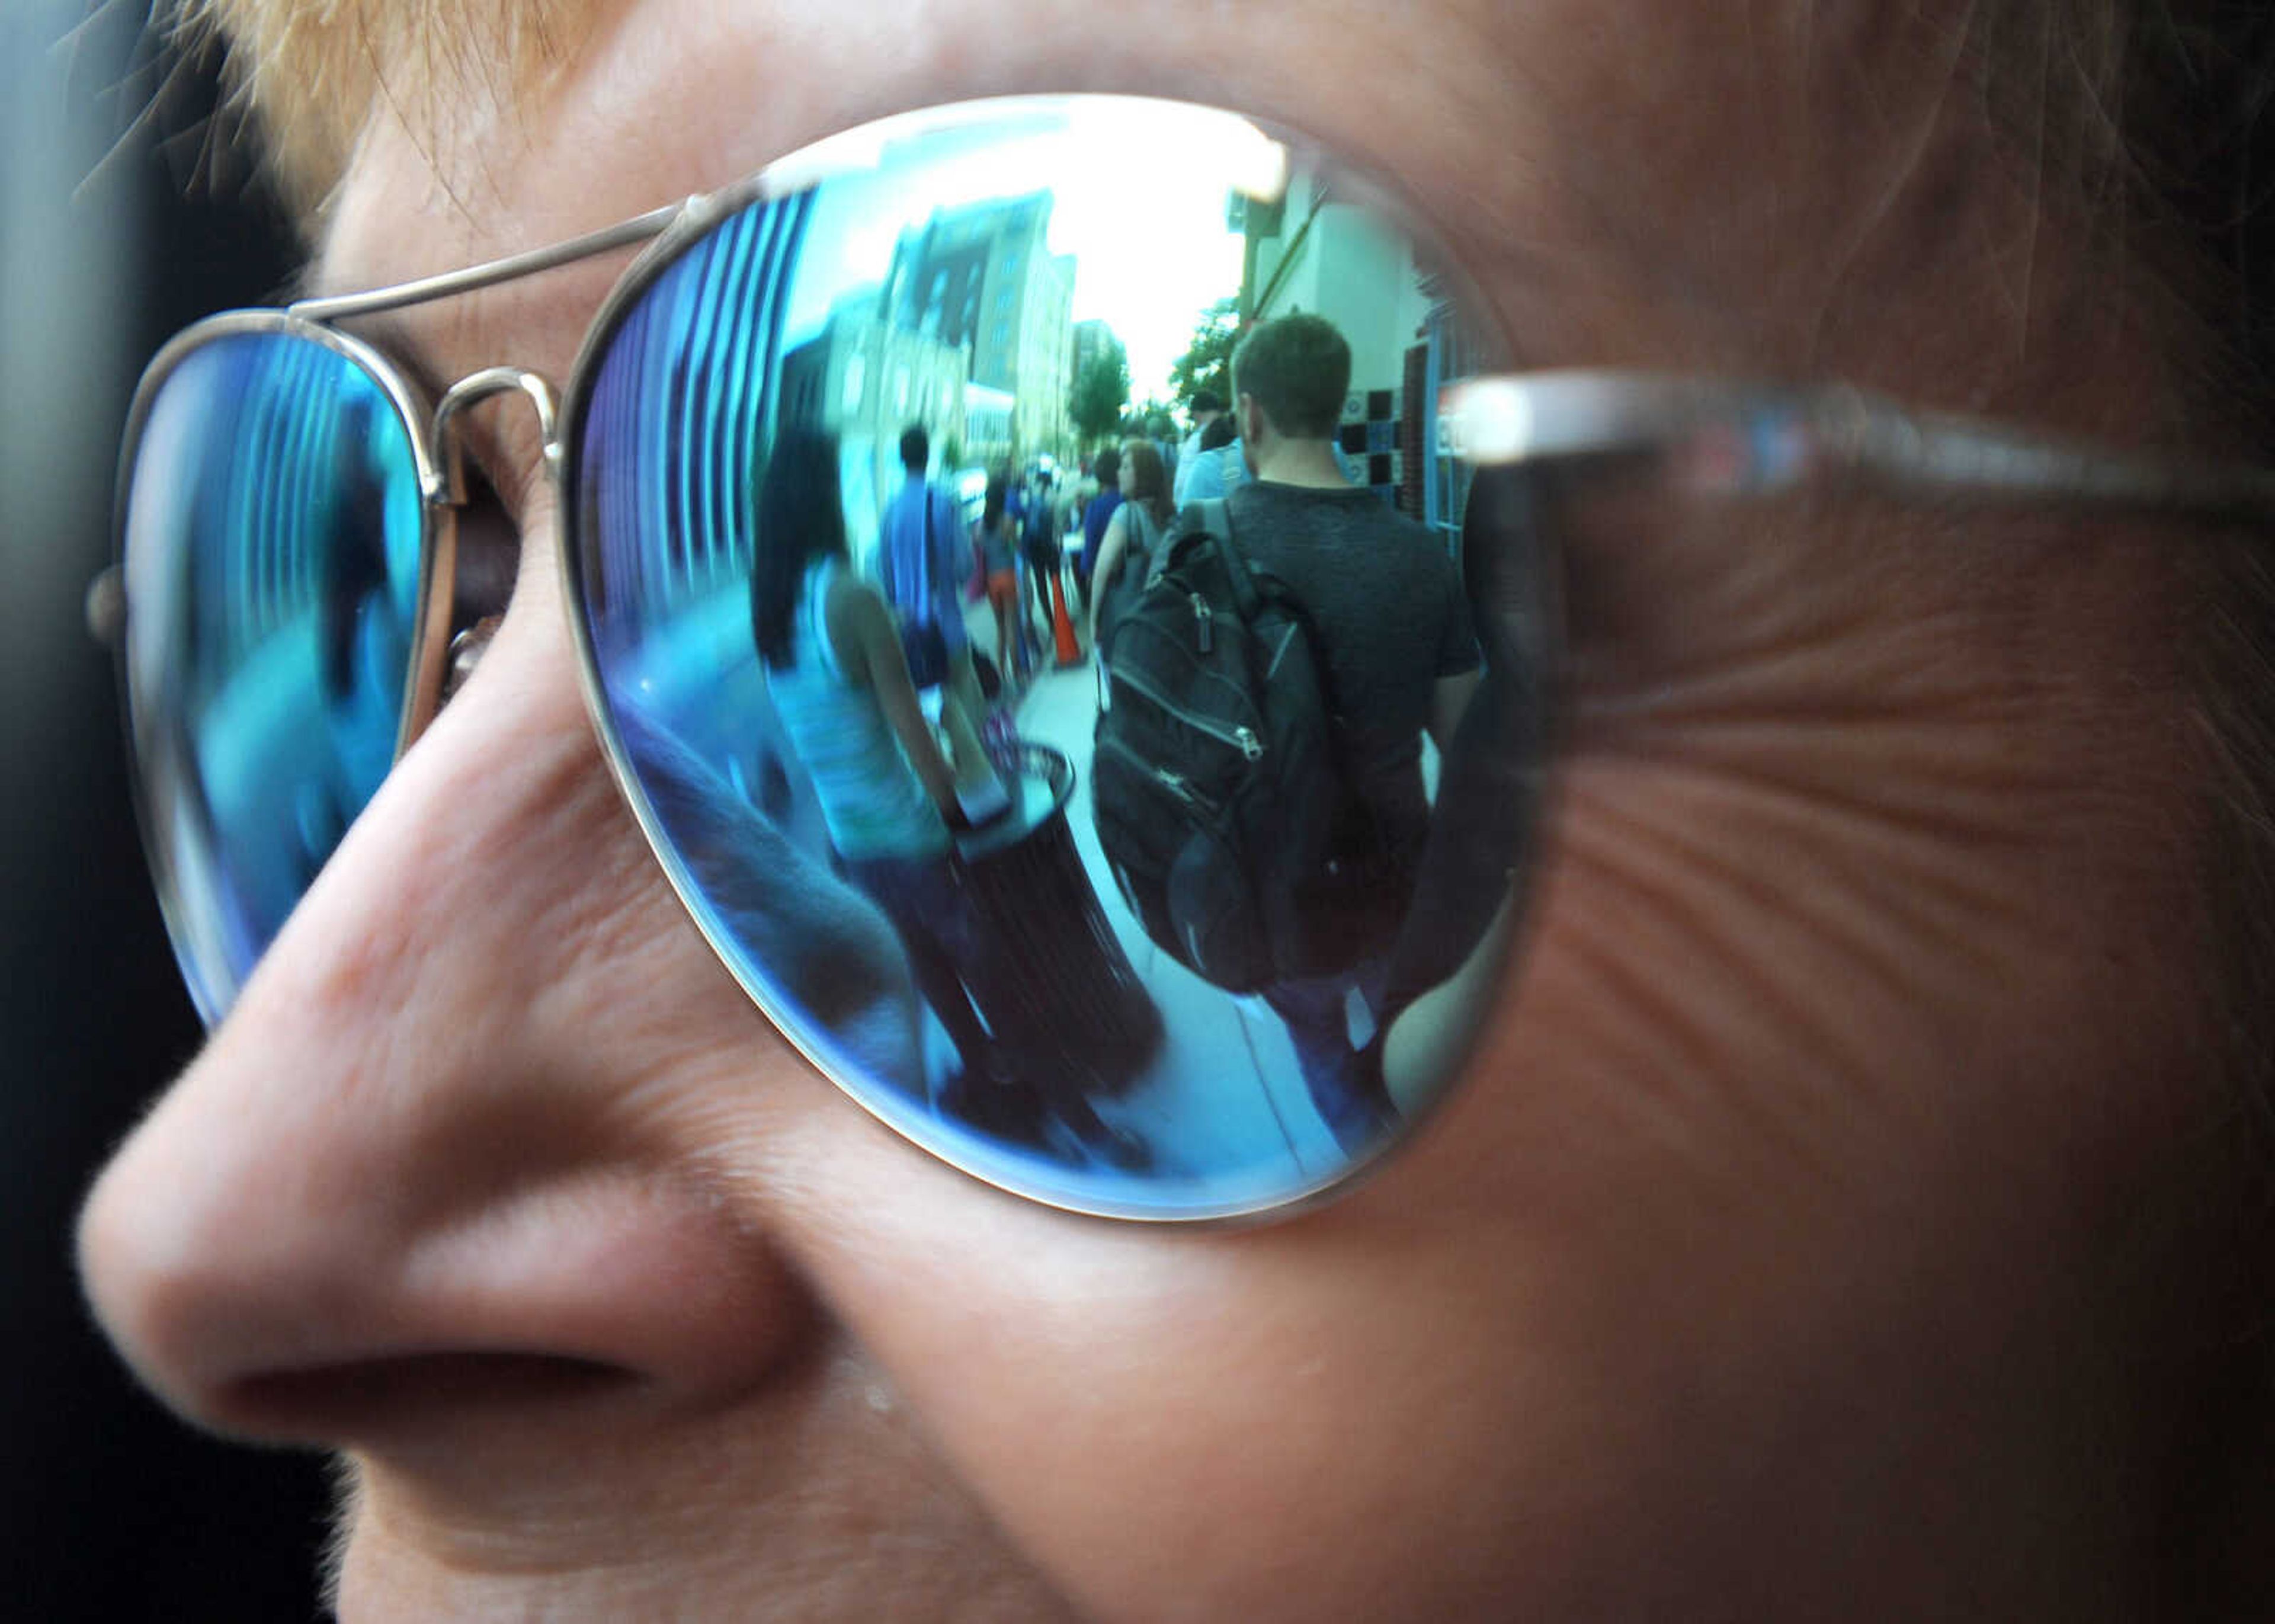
[609,575,1353,1188]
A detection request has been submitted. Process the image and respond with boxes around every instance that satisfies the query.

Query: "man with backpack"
[1228,315,1479,1146]
[1092,313,1479,1151]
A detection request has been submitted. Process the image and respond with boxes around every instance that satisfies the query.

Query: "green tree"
[1068,339,1132,449]
[1119,396,1174,440]
[1168,296,1241,411]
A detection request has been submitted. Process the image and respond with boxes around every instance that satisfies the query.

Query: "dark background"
[4,4,326,1617]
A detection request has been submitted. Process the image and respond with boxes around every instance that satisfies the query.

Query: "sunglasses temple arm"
[1446,372,2275,527]
[288,201,684,324]
[1837,393,2275,525]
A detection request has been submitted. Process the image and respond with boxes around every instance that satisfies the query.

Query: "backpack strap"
[1190,496,1373,850]
[1167,499,1267,624]
[1123,503,1161,579]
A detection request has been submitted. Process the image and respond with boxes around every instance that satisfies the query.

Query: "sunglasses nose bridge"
[431,366,562,501]
[391,368,563,754]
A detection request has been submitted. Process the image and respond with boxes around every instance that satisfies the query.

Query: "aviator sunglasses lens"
[568,97,1549,1218]
[120,326,427,1020]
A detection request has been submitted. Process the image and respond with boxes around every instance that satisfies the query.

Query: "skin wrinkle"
[1577,749,2028,1006]
[344,1340,1082,1619]
[1564,510,2190,771]
[1587,702,2148,867]
[1569,574,2085,742]
[1554,705,2216,1133]
[1539,914,1866,1200]
[1543,783,1950,1187]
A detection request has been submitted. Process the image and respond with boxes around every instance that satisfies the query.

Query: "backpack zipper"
[1098,735,1215,808]
[1108,667,1266,761]
[1190,592,1214,654]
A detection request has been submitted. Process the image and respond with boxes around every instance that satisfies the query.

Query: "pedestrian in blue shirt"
[1076,444,1122,611]
[877,423,986,720]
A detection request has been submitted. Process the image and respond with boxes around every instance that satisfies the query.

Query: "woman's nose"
[76,585,837,1444]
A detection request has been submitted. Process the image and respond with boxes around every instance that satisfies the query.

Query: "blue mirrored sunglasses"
[102,94,2275,1221]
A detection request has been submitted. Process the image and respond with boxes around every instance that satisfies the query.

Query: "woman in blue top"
[751,431,1000,1097]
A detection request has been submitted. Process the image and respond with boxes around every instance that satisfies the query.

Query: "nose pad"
[444,613,505,700]
[395,367,558,749]
[77,589,823,1445]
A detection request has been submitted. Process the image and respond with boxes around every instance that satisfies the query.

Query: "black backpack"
[1024,486,1055,568]
[1091,501,1375,992]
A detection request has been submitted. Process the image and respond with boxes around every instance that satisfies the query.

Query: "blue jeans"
[840,849,989,1081]
[1262,954,1399,1155]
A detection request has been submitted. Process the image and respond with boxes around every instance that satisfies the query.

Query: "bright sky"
[781,100,1282,408]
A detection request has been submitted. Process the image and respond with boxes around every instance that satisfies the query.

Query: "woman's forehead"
[305,0,2024,360]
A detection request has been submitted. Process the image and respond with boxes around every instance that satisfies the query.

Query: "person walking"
[1085,438,1177,662]
[975,472,1021,690]
[751,431,1006,1097]
[1221,313,1479,1148]
[1075,444,1122,613]
[1171,387,1225,503]
[877,422,988,723]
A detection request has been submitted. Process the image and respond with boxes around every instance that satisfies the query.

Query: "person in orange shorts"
[976,469,1022,693]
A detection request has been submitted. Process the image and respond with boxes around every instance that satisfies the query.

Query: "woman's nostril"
[223,1352,642,1442]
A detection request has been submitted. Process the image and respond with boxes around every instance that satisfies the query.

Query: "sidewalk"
[612,578,1349,1186]
[997,644,1343,1184]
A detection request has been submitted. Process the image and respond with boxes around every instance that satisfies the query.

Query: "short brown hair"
[1231,313,1348,441]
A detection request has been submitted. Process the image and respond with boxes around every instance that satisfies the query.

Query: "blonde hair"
[187,0,597,220]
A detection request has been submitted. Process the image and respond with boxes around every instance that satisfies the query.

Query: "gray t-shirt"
[1223,481,1478,863]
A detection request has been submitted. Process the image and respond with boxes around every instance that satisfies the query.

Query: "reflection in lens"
[121,326,425,1019]
[569,97,1548,1218]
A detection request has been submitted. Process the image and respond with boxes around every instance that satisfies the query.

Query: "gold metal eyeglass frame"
[95,139,2275,733]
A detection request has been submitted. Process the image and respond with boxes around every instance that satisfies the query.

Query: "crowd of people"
[1087,314,1484,1145]
[760,314,1492,1156]
[826,310,1488,1154]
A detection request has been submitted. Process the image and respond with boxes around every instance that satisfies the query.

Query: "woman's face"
[80,0,2234,1616]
